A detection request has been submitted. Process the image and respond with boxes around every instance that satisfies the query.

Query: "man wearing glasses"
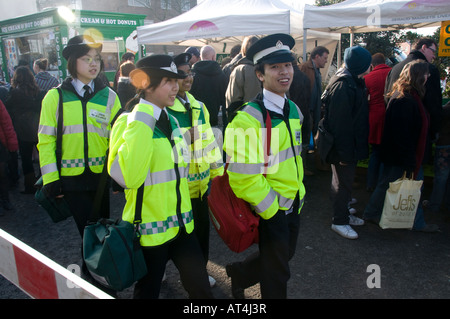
[385,38,442,143]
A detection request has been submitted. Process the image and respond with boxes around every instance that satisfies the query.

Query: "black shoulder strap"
[134,184,144,225]
[89,107,125,222]
[56,87,63,173]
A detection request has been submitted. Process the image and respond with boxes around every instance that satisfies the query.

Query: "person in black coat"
[5,66,44,194]
[289,56,312,174]
[190,45,228,131]
[116,61,136,110]
[322,46,371,239]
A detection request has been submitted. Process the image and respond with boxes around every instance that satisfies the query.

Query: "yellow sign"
[439,20,450,57]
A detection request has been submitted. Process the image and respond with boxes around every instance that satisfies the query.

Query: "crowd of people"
[0,32,448,299]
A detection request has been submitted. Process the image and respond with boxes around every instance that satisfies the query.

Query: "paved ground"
[1,154,449,300]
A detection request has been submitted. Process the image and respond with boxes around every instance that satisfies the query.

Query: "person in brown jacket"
[225,36,261,116]
[300,46,329,172]
[300,46,329,137]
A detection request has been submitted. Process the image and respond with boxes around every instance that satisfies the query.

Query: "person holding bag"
[37,35,123,275]
[363,60,438,232]
[108,54,213,299]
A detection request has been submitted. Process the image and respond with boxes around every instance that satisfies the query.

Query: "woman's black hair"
[125,73,164,111]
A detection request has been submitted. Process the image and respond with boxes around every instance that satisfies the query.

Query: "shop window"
[100,41,120,73]
[2,30,60,81]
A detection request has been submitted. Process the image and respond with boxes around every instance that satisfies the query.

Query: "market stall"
[136,0,340,66]
[0,8,145,83]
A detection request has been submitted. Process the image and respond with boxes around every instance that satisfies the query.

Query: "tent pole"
[337,37,342,68]
[303,28,308,63]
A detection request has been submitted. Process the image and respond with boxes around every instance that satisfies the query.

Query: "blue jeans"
[367,144,383,190]
[428,145,450,212]
[364,165,426,230]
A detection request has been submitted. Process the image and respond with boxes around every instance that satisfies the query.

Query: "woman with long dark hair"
[6,66,43,194]
[363,59,438,232]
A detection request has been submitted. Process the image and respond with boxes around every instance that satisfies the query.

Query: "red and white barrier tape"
[0,228,113,299]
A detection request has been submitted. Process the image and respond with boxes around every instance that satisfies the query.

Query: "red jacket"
[0,100,18,152]
[364,64,391,145]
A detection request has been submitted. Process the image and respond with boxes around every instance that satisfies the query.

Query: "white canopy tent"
[303,0,450,41]
[300,0,450,67]
[136,0,340,64]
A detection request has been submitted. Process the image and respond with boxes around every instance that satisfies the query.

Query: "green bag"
[34,177,72,223]
[83,184,147,291]
[83,218,147,291]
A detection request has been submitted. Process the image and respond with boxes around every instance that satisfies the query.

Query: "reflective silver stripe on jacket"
[110,160,187,189]
[228,144,301,175]
[139,210,194,235]
[144,166,187,187]
[40,162,58,175]
[38,125,56,136]
[278,193,294,210]
[39,124,109,138]
[110,156,126,188]
[128,110,157,131]
[242,104,264,126]
[253,189,277,214]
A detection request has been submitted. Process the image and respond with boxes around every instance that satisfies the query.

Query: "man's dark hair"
[310,46,329,60]
[371,53,386,67]
[414,37,437,51]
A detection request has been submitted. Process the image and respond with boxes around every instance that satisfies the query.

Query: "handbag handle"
[402,171,414,180]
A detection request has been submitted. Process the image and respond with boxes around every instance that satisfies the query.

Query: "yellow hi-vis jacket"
[108,102,194,247]
[38,79,122,186]
[224,99,306,220]
[167,92,223,199]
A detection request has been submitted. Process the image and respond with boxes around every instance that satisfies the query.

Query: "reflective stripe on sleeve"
[228,162,262,175]
[110,156,126,188]
[254,189,277,214]
[128,111,156,131]
[39,125,56,136]
[145,166,187,186]
[40,162,58,176]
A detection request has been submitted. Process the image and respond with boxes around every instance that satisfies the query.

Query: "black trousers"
[230,210,300,299]
[134,229,213,299]
[330,162,356,225]
[64,187,111,291]
[18,140,36,176]
[64,188,110,237]
[191,194,210,265]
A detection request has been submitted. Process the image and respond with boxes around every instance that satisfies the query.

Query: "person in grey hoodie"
[33,58,60,93]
